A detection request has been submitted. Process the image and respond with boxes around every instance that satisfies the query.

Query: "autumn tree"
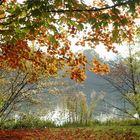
[0,0,139,82]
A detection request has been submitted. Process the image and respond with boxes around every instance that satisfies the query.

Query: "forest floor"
[0,126,140,140]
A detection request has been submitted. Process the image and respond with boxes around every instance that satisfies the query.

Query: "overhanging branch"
[45,0,136,13]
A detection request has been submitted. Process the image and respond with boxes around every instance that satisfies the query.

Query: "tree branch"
[45,1,136,13]
[103,99,136,119]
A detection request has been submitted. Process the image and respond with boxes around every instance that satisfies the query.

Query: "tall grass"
[0,118,56,129]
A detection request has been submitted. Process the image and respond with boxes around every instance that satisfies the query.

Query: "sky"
[69,36,129,60]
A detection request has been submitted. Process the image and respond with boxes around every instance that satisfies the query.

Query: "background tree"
[102,43,140,119]
[0,67,70,121]
[0,69,44,120]
[60,89,104,124]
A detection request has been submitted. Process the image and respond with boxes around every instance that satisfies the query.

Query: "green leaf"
[48,35,57,44]
[121,18,128,25]
[112,30,119,42]
[15,28,21,34]
[67,19,77,26]
[100,13,110,20]
[88,18,96,24]
[76,23,84,31]
[32,9,42,17]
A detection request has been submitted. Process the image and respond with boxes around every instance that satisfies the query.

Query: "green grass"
[58,119,140,134]
[1,118,140,135]
[90,125,140,134]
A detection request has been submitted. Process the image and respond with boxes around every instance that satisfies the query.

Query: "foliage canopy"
[0,0,139,82]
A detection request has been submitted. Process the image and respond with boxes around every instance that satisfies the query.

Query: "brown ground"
[0,128,139,140]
